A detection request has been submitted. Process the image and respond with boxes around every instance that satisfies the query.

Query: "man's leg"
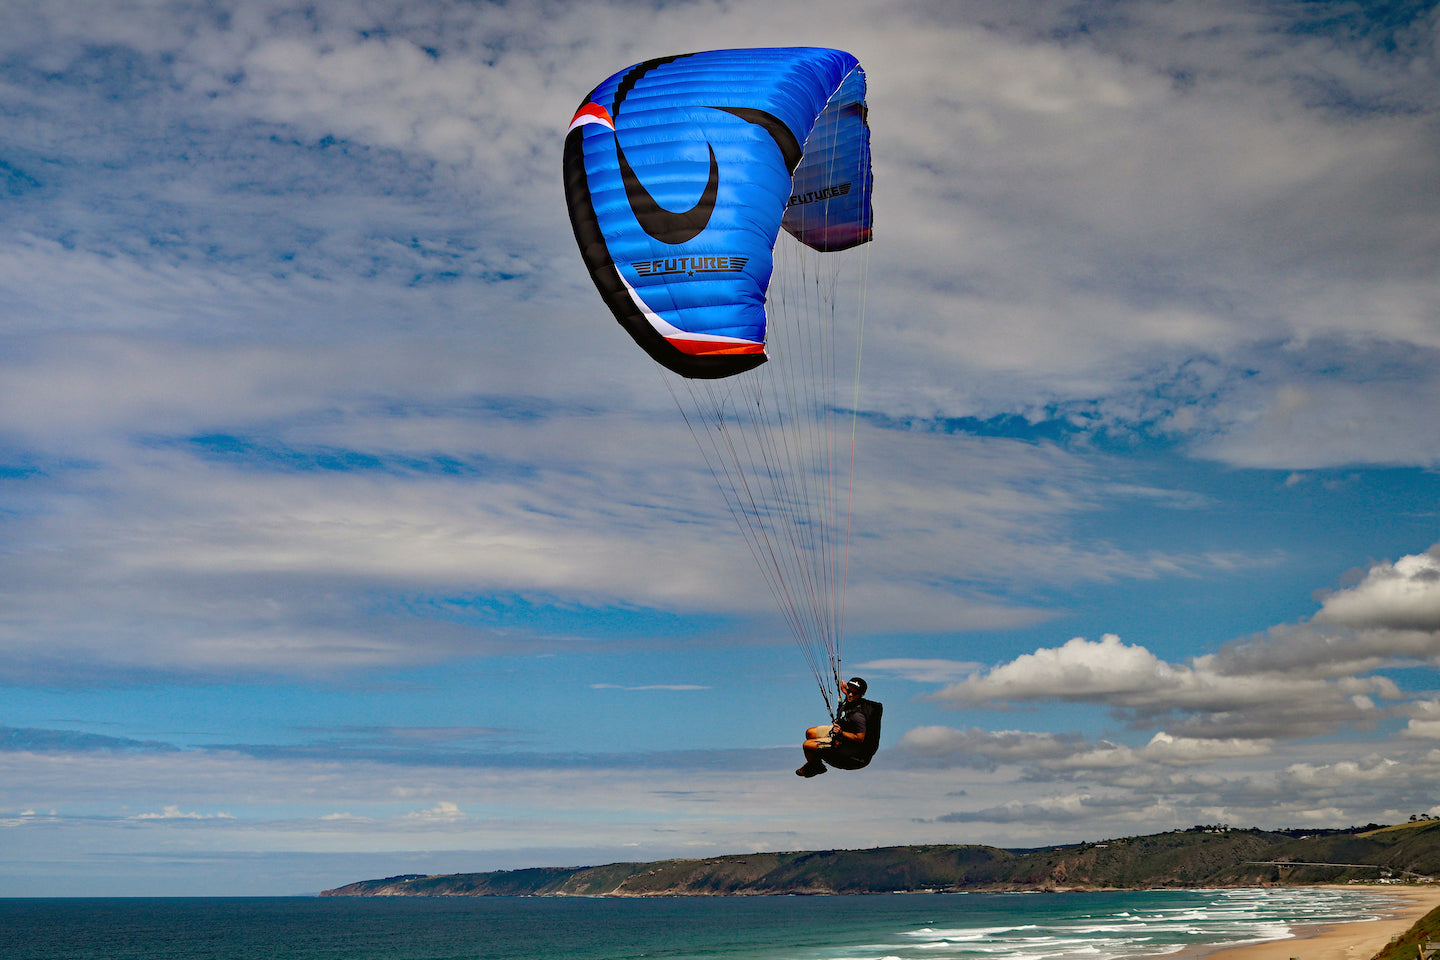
[798,724,832,777]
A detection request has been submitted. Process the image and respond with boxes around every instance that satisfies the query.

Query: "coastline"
[1165,886,1440,960]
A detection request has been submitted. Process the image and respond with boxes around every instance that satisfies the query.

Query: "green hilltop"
[323,819,1440,897]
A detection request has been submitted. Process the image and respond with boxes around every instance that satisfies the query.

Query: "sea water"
[0,886,1399,960]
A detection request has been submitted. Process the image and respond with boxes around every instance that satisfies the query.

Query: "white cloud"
[1316,549,1440,633]
[131,805,234,820]
[910,545,1440,759]
[1137,731,1273,766]
[935,792,1121,825]
[1282,756,1400,790]
[898,726,1083,765]
[928,626,1407,741]
[1214,549,1440,685]
[943,546,1440,716]
[931,635,1174,705]
[404,801,466,822]
[1402,700,1440,739]
[1011,731,1273,773]
[897,726,1271,772]
[1406,720,1440,739]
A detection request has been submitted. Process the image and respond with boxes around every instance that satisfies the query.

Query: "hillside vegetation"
[322,819,1440,897]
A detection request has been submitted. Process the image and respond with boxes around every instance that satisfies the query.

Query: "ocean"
[0,886,1400,960]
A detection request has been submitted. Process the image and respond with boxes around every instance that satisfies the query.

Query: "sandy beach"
[1186,887,1440,960]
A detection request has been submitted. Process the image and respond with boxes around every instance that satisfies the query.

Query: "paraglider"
[563,47,877,746]
[798,676,882,777]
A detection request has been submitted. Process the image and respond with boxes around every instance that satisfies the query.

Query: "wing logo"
[788,182,852,207]
[632,255,749,277]
[595,55,800,248]
[618,139,719,246]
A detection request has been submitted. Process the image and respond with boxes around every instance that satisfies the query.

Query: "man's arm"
[833,712,866,744]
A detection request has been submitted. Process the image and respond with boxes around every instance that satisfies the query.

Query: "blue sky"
[4,0,1440,896]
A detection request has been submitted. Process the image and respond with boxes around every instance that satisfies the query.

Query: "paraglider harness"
[821,694,883,771]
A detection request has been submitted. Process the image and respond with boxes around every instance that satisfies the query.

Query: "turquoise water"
[0,887,1398,960]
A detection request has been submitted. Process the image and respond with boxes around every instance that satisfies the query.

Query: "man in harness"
[797,676,882,777]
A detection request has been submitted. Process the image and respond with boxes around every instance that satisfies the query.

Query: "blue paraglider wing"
[563,48,873,379]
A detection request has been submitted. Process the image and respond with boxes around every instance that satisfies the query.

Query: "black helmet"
[846,676,867,696]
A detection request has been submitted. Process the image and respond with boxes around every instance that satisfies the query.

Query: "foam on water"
[826,888,1397,960]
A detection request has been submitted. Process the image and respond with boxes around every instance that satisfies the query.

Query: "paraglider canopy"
[563,47,873,379]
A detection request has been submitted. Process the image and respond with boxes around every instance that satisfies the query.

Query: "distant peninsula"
[323,819,1440,897]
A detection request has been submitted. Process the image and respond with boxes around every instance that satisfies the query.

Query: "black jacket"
[826,698,883,767]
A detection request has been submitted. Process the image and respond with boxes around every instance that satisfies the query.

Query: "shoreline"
[1160,886,1440,960]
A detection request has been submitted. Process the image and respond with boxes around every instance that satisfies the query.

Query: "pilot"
[797,677,877,777]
